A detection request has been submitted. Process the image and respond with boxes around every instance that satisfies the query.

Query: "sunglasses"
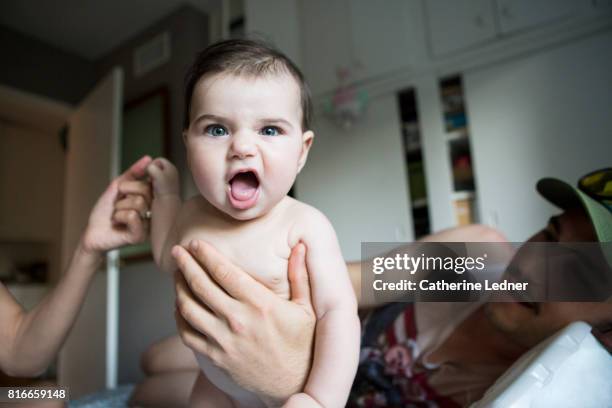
[578,168,612,212]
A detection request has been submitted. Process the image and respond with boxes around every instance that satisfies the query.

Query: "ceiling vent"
[133,31,171,77]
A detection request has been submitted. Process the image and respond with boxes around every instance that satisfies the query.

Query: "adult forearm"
[6,240,102,377]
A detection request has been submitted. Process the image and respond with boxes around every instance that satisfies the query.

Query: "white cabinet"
[349,0,425,83]
[299,0,352,95]
[299,0,426,95]
[426,0,594,56]
[426,0,498,56]
[251,0,608,94]
[496,0,588,34]
[244,0,302,65]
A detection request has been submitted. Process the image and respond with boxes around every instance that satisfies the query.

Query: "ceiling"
[0,0,221,60]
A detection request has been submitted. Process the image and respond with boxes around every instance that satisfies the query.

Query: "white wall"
[296,94,413,261]
[465,29,612,241]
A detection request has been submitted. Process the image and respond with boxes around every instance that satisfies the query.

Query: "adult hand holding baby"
[174,240,316,407]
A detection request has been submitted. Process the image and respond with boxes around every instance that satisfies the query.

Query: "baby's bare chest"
[178,222,293,299]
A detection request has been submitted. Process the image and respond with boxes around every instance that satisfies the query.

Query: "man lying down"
[135,168,612,407]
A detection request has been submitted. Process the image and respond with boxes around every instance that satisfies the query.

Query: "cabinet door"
[350,0,426,81]
[496,0,588,35]
[299,0,352,95]
[426,0,498,56]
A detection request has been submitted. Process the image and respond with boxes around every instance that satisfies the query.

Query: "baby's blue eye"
[260,126,280,136]
[205,125,228,137]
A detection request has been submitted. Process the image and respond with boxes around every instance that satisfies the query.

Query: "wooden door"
[59,68,122,398]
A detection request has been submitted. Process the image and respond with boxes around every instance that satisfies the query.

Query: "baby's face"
[184,73,313,220]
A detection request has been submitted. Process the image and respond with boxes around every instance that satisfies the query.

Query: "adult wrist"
[75,238,105,268]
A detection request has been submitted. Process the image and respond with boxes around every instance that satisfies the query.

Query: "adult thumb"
[120,155,152,182]
[288,242,313,308]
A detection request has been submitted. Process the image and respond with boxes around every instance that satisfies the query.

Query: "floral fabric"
[348,303,460,408]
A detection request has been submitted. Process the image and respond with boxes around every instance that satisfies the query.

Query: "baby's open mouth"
[228,171,260,209]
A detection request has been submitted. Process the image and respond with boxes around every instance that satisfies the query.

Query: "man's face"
[485,207,612,348]
[184,73,313,220]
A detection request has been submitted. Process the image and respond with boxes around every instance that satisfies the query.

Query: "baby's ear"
[297,130,314,173]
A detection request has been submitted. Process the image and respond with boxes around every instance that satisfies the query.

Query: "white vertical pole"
[106,67,123,389]
[106,250,119,388]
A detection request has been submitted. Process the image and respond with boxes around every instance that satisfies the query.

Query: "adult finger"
[112,209,146,243]
[115,195,149,215]
[175,271,226,345]
[118,180,152,204]
[119,155,152,182]
[288,243,313,309]
[187,240,270,303]
[112,209,139,226]
[172,245,236,316]
[175,310,221,362]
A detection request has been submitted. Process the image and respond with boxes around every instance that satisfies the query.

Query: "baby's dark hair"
[183,39,312,131]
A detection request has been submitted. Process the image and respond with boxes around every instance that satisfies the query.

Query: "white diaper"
[196,353,266,408]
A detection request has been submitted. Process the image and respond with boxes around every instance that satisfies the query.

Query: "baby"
[146,39,360,407]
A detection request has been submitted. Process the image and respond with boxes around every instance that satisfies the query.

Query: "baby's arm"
[147,158,181,273]
[292,210,360,407]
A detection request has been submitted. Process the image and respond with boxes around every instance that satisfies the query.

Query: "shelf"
[446,127,469,142]
[398,86,431,238]
[406,144,422,155]
[451,190,476,200]
[443,107,466,116]
[441,84,463,96]
[412,198,428,209]
[402,121,419,131]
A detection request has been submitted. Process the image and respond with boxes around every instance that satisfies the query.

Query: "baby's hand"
[147,157,180,197]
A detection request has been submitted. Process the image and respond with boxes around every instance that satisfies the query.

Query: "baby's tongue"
[230,172,258,201]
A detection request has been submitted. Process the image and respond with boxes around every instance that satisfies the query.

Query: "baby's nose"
[229,132,257,159]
